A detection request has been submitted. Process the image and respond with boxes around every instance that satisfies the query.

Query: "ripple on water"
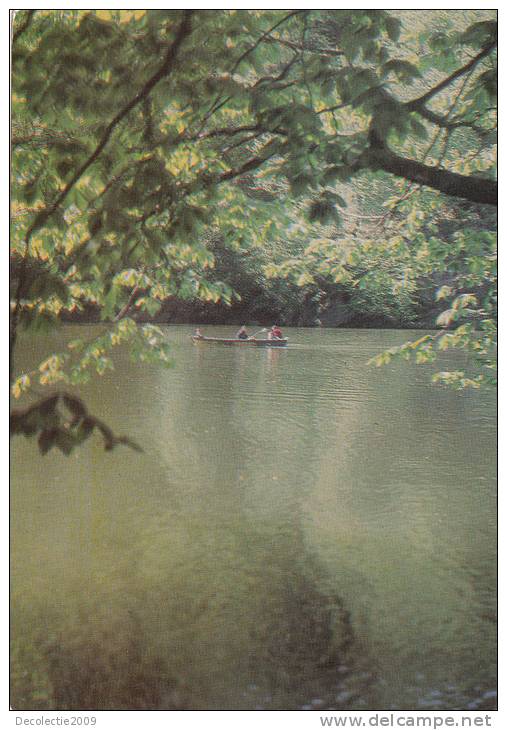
[11,325,497,711]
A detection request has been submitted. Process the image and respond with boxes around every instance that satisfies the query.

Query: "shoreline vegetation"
[60,301,445,330]
[11,10,496,393]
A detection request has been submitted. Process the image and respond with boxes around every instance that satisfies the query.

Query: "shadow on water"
[10,327,496,711]
[10,536,377,710]
[242,552,377,711]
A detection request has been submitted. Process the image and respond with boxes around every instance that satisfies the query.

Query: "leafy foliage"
[10,8,497,435]
[10,393,142,455]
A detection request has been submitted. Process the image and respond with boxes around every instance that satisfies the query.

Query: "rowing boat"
[191,336,288,347]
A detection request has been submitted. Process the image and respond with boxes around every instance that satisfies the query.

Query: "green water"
[10,325,497,710]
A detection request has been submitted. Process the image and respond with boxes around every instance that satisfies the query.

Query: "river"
[10,325,497,711]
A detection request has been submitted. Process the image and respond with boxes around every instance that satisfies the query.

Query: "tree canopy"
[11,9,497,452]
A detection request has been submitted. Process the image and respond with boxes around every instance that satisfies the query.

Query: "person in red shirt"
[269,325,283,339]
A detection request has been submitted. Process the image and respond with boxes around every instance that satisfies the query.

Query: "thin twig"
[406,40,496,113]
[199,10,306,130]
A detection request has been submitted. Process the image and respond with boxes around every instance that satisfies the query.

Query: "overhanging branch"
[12,9,35,45]
[415,105,486,134]
[201,10,306,126]
[24,10,194,243]
[217,149,280,183]
[10,10,194,375]
[406,39,496,113]
[366,141,497,206]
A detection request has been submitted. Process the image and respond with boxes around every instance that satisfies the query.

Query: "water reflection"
[11,515,371,710]
[10,326,496,710]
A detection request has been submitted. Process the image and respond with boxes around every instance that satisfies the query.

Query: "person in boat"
[268,325,283,340]
[193,328,203,338]
[236,325,249,340]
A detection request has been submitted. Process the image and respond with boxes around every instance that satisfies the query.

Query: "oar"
[248,327,267,339]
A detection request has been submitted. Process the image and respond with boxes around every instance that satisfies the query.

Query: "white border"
[6,5,501,729]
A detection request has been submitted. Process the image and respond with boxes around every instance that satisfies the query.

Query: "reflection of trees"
[10,519,375,710]
[14,328,495,710]
[246,551,366,710]
[45,620,175,710]
[299,335,497,708]
[11,602,185,710]
[170,336,376,709]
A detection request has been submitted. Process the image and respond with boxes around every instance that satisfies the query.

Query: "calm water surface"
[11,326,497,710]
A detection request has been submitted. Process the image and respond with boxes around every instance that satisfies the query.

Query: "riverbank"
[61,299,442,330]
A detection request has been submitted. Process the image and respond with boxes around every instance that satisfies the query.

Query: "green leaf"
[382,59,422,83]
[385,15,401,42]
[75,417,96,443]
[436,309,455,327]
[54,429,75,455]
[38,428,58,455]
[476,69,497,99]
[63,394,87,418]
[459,21,497,49]
[39,395,59,416]
[435,285,453,301]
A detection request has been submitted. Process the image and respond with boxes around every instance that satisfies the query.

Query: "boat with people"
[191,335,288,347]
[191,325,288,347]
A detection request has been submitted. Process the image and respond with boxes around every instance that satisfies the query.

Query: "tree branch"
[26,10,193,240]
[380,70,475,219]
[415,105,491,135]
[365,138,497,206]
[12,9,35,45]
[231,10,306,76]
[216,148,281,184]
[317,101,352,115]
[192,124,261,142]
[114,284,141,322]
[222,131,267,155]
[201,10,306,125]
[253,53,300,89]
[406,39,496,112]
[264,34,345,57]
[10,10,194,376]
